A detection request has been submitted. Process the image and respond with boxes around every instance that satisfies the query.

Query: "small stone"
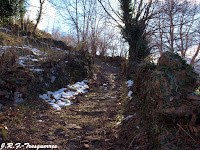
[84,126,94,131]
[68,138,80,149]
[83,144,89,148]
[39,77,44,82]
[14,98,24,104]
[69,138,79,143]
[85,136,96,141]
[0,79,6,86]
[48,136,55,141]
[16,79,27,85]
[0,90,7,96]
[47,141,55,145]
[91,139,101,149]
[170,96,174,101]
[14,91,23,98]
[0,104,3,110]
[66,124,82,130]
[81,140,89,144]
[51,76,56,83]
[64,134,69,138]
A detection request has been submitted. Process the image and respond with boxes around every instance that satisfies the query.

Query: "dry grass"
[0,51,18,75]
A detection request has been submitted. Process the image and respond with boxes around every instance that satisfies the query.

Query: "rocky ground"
[1,59,125,149]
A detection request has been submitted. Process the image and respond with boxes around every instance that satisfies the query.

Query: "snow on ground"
[30,69,44,72]
[125,113,136,120]
[0,45,47,68]
[116,113,136,125]
[127,91,133,99]
[126,80,134,87]
[126,80,133,100]
[31,48,43,56]
[18,56,39,67]
[0,45,46,56]
[51,46,70,54]
[0,27,11,32]
[40,80,89,110]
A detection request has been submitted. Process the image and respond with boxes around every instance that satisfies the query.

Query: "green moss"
[0,128,8,141]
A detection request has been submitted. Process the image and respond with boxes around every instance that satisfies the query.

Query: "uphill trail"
[7,59,125,149]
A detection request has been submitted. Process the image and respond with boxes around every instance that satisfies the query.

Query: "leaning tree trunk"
[33,0,45,34]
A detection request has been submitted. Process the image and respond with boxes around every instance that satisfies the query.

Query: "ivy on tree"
[119,0,153,62]
[0,0,26,24]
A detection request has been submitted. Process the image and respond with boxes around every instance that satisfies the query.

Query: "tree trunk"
[33,0,45,34]
[190,43,200,66]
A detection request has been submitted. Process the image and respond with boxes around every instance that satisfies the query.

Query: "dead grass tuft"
[0,51,18,75]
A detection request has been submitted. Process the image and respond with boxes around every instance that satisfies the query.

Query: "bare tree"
[151,0,200,62]
[33,0,46,34]
[190,21,200,65]
[52,27,61,40]
[98,0,160,61]
[190,43,200,66]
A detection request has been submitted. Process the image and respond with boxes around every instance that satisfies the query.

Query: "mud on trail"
[5,59,125,150]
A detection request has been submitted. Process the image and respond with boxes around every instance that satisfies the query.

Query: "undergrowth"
[119,52,200,149]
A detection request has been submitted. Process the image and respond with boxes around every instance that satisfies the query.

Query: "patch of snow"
[116,122,121,125]
[116,114,136,125]
[0,45,46,58]
[18,55,39,66]
[31,59,39,62]
[30,69,44,72]
[41,42,48,45]
[0,46,12,50]
[68,80,89,93]
[94,73,97,80]
[55,47,70,54]
[0,27,11,32]
[127,91,133,99]
[125,113,136,120]
[14,98,24,104]
[84,65,88,69]
[51,103,62,110]
[126,80,134,87]
[51,76,56,83]
[40,80,89,110]
[31,48,42,55]
[18,57,26,66]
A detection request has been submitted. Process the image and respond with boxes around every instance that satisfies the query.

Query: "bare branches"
[97,0,122,27]
[150,0,200,62]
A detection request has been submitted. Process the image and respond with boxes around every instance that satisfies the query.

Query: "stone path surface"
[7,59,124,150]
[63,59,123,149]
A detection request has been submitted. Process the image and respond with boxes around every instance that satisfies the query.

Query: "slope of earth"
[2,58,125,150]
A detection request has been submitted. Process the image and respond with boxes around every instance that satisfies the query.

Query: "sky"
[25,0,200,33]
[25,0,199,58]
[25,0,70,34]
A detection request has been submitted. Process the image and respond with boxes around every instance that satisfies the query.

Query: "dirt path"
[6,59,124,149]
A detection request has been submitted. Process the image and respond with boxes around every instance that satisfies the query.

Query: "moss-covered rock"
[131,51,200,149]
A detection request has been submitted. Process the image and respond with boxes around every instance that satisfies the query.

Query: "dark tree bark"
[33,0,46,34]
[119,0,154,62]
